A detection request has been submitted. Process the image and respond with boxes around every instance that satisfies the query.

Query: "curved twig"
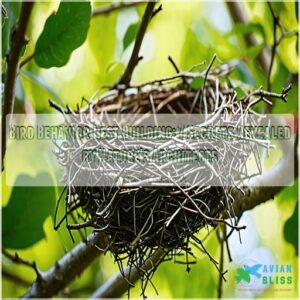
[92,1,146,17]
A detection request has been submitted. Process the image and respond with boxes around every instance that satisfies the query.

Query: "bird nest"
[52,58,289,297]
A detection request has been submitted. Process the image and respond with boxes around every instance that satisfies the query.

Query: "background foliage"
[1,0,298,298]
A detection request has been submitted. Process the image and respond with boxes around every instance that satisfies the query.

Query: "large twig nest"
[53,58,288,296]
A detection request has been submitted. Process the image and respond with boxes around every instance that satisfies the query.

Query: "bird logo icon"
[235,264,262,284]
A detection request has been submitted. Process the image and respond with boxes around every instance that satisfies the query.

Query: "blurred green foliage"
[1,0,298,298]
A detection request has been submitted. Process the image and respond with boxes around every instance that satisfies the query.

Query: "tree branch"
[216,225,225,299]
[118,1,157,86]
[90,248,165,298]
[1,2,34,169]
[92,1,146,17]
[267,1,278,92]
[22,233,106,298]
[231,135,298,218]
[2,248,42,280]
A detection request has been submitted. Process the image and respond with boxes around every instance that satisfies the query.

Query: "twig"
[129,71,204,88]
[151,3,162,19]
[267,1,278,92]
[19,52,34,68]
[168,55,180,74]
[1,2,34,169]
[225,233,232,263]
[253,84,292,103]
[265,1,297,112]
[201,54,217,102]
[92,1,146,17]
[168,55,188,86]
[22,232,106,298]
[48,99,69,114]
[90,248,165,298]
[217,226,225,299]
[118,1,157,86]
[2,248,42,280]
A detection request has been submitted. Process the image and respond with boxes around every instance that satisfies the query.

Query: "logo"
[235,264,262,284]
[235,262,293,292]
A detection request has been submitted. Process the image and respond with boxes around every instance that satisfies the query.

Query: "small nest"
[53,59,282,296]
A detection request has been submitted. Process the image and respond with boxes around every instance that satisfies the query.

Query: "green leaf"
[2,172,56,249]
[276,180,298,205]
[284,202,298,255]
[271,2,286,14]
[246,44,265,59]
[34,2,91,68]
[123,22,139,51]
[190,76,204,89]
[180,28,212,71]
[228,22,265,39]
[106,61,125,79]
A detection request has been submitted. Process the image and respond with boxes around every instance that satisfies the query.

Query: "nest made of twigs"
[52,59,286,297]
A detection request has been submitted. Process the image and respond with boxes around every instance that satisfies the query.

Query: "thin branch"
[168,55,180,74]
[253,83,292,103]
[19,52,34,68]
[267,1,278,92]
[217,225,225,299]
[92,1,146,17]
[22,232,106,298]
[225,236,232,263]
[151,3,162,19]
[201,54,216,102]
[90,248,165,298]
[264,1,297,112]
[1,2,34,169]
[2,248,42,280]
[118,1,157,86]
[230,134,298,218]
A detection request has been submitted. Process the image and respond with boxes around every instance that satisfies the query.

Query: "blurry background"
[2,0,298,298]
